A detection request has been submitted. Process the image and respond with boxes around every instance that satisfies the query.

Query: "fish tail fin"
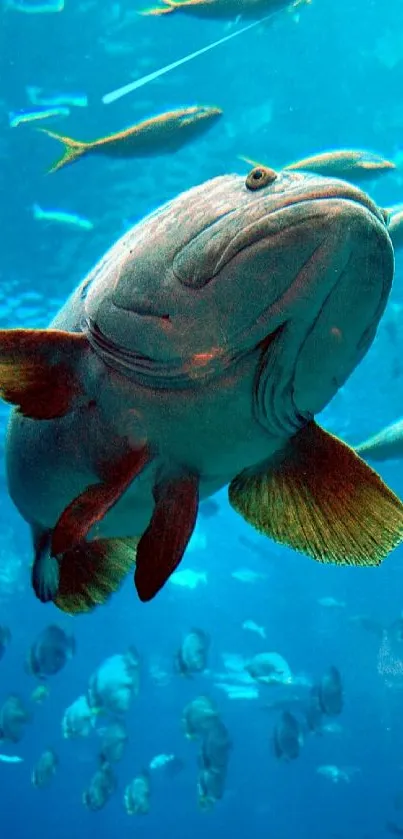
[38,129,90,173]
[53,537,138,615]
[229,421,403,567]
[139,0,175,15]
[238,155,265,168]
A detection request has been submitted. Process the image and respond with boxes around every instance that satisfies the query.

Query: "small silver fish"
[5,0,64,12]
[32,204,93,231]
[9,107,69,128]
[26,87,88,108]
[231,568,267,584]
[0,754,23,763]
[242,619,266,638]
[317,596,346,609]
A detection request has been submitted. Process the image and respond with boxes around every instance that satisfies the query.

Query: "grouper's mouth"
[84,315,275,388]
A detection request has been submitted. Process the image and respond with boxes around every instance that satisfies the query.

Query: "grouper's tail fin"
[38,129,90,173]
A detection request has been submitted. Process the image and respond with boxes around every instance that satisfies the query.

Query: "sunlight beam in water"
[102,13,276,105]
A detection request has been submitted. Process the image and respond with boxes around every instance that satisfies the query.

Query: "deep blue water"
[1,0,403,837]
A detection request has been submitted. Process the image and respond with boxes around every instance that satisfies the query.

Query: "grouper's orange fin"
[134,474,199,602]
[54,537,138,615]
[0,329,88,419]
[229,421,403,567]
[38,129,90,173]
[51,446,152,558]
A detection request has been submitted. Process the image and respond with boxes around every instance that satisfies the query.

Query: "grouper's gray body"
[5,170,394,549]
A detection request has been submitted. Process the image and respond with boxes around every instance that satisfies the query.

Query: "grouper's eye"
[245,166,277,191]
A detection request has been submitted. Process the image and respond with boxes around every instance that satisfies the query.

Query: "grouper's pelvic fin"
[38,128,90,174]
[51,446,152,558]
[42,446,152,614]
[134,473,199,602]
[229,421,403,567]
[50,466,198,613]
[0,329,88,419]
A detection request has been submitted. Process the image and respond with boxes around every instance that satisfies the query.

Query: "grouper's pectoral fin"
[134,474,199,602]
[0,329,88,419]
[229,421,403,566]
[54,537,138,615]
[51,446,152,558]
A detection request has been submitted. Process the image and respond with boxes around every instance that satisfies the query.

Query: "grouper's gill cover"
[0,165,403,615]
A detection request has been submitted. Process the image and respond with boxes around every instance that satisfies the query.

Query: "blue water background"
[1,0,403,836]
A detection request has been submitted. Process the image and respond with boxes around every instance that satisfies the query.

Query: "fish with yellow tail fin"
[386,205,403,250]
[1,165,403,615]
[141,0,308,19]
[39,105,222,173]
[284,149,396,182]
[239,150,395,184]
[356,419,403,463]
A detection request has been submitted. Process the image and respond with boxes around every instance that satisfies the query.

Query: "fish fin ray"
[238,155,264,167]
[134,474,199,601]
[38,129,90,173]
[229,421,403,566]
[51,446,152,557]
[0,329,88,419]
[54,537,138,615]
[140,0,175,14]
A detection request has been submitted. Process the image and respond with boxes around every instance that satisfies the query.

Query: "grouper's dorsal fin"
[134,474,199,602]
[229,421,403,567]
[51,446,152,558]
[0,328,88,419]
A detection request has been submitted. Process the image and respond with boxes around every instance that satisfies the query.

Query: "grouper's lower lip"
[85,316,249,387]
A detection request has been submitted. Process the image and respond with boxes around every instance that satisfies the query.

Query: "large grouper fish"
[1,164,403,615]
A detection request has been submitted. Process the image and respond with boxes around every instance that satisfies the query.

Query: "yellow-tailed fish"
[356,418,403,463]
[386,205,403,250]
[285,149,396,182]
[39,106,222,173]
[240,150,395,183]
[141,0,308,20]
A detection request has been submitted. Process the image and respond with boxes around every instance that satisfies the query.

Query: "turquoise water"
[1,0,403,836]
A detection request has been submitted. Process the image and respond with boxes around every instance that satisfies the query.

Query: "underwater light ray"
[102,13,276,105]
